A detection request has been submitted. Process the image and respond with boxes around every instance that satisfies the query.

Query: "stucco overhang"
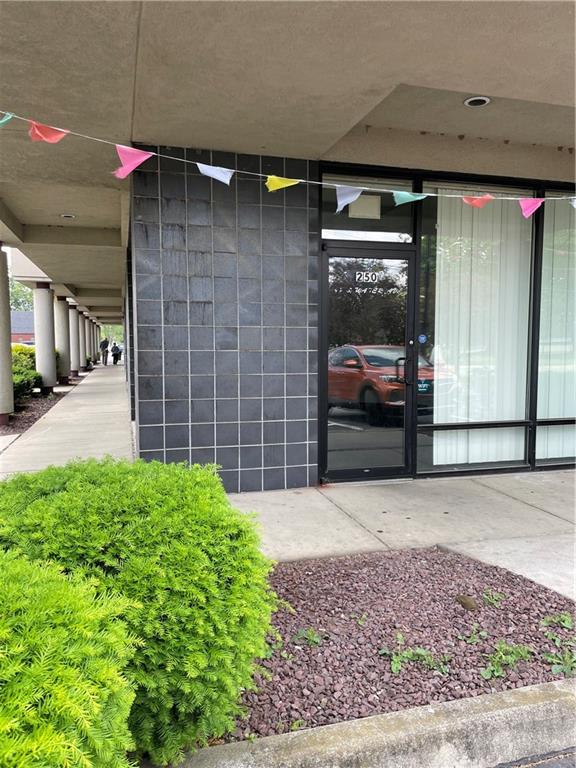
[0,1,574,318]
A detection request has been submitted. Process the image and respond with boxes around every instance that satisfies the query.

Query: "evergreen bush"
[0,459,275,765]
[11,343,36,369]
[11,344,41,399]
[0,549,136,768]
[12,364,42,400]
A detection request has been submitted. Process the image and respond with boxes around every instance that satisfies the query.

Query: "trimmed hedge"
[12,364,42,400]
[0,550,136,768]
[11,343,36,369]
[0,459,275,766]
[11,344,41,399]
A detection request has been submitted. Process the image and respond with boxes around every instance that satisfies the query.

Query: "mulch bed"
[230,548,575,741]
[0,388,72,436]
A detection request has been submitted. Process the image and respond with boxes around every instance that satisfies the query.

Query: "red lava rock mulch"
[230,548,575,741]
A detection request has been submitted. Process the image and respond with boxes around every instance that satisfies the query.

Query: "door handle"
[405,352,413,386]
[396,356,413,386]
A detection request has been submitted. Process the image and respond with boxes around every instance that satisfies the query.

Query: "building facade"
[10,310,34,344]
[129,148,575,492]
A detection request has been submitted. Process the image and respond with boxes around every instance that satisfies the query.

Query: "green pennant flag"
[393,191,428,206]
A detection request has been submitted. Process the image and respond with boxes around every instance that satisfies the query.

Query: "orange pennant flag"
[28,121,69,144]
[265,175,300,192]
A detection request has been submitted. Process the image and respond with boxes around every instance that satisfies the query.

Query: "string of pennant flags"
[2,110,575,219]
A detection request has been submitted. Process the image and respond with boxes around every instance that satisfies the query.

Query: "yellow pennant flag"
[265,175,300,192]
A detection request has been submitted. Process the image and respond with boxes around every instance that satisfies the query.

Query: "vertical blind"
[537,198,576,459]
[432,189,532,465]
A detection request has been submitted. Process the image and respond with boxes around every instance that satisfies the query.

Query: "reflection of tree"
[419,235,436,359]
[328,259,406,347]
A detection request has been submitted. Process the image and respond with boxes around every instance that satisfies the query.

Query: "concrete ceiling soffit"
[74,288,122,300]
[22,226,121,248]
[0,199,23,243]
[132,2,574,156]
[0,125,126,188]
[324,123,575,182]
[132,3,403,155]
[0,0,139,235]
[0,1,139,137]
[356,85,575,149]
[0,181,123,230]
[19,243,126,288]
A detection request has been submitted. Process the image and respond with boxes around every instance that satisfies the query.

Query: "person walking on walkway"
[111,342,121,366]
[99,337,109,365]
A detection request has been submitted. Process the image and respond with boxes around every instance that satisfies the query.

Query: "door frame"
[318,241,418,482]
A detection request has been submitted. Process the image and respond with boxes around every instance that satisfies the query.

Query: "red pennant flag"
[28,121,69,143]
[113,145,155,179]
[519,198,545,218]
[462,194,494,209]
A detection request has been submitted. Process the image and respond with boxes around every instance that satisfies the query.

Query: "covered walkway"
[0,363,133,477]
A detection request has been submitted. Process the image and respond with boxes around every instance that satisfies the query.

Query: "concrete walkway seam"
[316,487,393,549]
[471,477,576,526]
[178,681,575,768]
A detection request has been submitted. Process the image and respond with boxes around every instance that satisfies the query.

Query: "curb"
[179,680,575,768]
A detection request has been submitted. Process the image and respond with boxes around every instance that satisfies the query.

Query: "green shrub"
[11,344,41,400]
[11,343,36,370]
[0,459,275,765]
[0,549,136,768]
[12,363,42,400]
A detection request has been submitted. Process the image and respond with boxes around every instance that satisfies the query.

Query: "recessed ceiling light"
[464,96,491,108]
[60,213,76,220]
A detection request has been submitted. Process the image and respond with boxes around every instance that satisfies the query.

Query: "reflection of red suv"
[328,345,434,424]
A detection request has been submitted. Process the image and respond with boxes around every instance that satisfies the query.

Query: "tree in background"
[101,324,124,343]
[9,278,33,311]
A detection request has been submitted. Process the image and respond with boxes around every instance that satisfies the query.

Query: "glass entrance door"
[321,246,417,479]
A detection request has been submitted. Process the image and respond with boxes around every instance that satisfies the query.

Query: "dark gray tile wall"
[131,147,320,492]
[126,247,135,420]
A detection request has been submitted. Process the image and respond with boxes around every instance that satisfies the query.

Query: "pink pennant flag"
[519,198,545,219]
[462,194,494,209]
[28,121,69,144]
[113,145,155,179]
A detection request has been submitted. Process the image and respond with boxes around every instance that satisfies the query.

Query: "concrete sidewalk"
[229,470,575,598]
[0,364,133,477]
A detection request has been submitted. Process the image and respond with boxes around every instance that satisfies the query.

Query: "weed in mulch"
[227,548,575,742]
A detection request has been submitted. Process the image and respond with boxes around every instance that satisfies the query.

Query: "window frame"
[318,162,576,480]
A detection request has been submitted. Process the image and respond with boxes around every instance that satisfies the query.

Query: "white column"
[93,322,99,362]
[33,282,57,391]
[54,296,71,384]
[0,245,14,424]
[69,306,80,376]
[78,313,87,371]
[84,315,92,364]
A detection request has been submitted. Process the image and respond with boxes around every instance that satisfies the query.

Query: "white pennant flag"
[197,162,234,186]
[570,198,576,209]
[335,185,363,213]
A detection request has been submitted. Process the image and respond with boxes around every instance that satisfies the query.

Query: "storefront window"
[418,184,533,469]
[418,427,526,471]
[536,195,575,463]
